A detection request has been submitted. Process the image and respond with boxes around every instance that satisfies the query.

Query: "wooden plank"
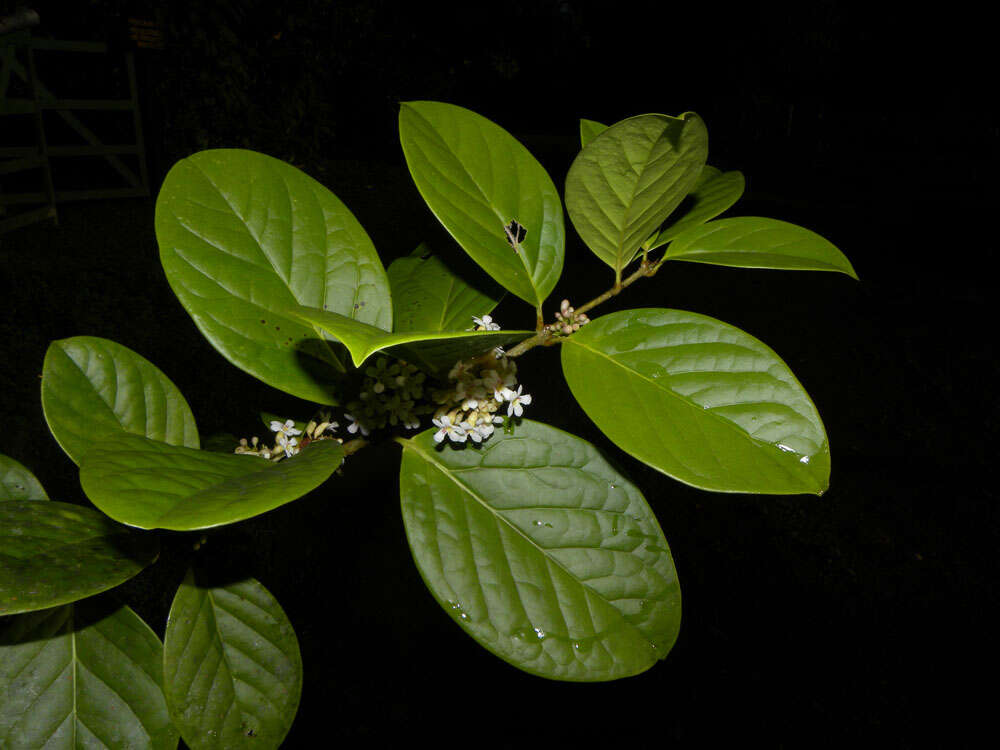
[0,155,43,175]
[8,57,141,188]
[39,98,133,111]
[0,204,56,234]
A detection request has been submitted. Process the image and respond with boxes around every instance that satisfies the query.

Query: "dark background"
[1,0,995,746]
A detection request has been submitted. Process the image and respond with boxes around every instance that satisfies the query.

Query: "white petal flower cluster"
[343,356,427,436]
[547,299,590,335]
[430,352,530,444]
[234,412,340,461]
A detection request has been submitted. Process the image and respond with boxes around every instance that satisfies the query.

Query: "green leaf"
[663,216,858,278]
[561,308,830,494]
[648,170,745,248]
[156,148,393,404]
[78,434,344,531]
[0,454,48,501]
[0,602,179,749]
[41,337,199,466]
[0,501,158,616]
[285,303,531,375]
[398,419,681,681]
[579,118,607,148]
[163,571,302,750]
[399,101,565,308]
[387,243,503,332]
[694,164,722,186]
[565,113,709,276]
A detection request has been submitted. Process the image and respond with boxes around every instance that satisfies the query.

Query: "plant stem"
[506,259,658,358]
[342,437,368,456]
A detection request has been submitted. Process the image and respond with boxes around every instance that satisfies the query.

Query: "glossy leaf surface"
[156,148,392,404]
[79,434,343,530]
[399,419,681,681]
[399,101,565,307]
[0,501,158,615]
[387,243,502,332]
[664,216,858,278]
[579,118,607,148]
[41,337,199,466]
[0,602,178,749]
[649,170,745,248]
[0,454,48,501]
[164,572,301,750]
[286,303,530,375]
[565,113,709,275]
[562,308,830,494]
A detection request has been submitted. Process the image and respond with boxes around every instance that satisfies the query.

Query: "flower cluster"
[471,314,501,331]
[547,299,590,335]
[234,415,340,461]
[429,350,531,444]
[343,357,427,436]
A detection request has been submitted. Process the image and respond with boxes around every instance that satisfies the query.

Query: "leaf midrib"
[402,440,656,648]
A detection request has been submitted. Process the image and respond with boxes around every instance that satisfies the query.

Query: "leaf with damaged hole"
[399,101,565,307]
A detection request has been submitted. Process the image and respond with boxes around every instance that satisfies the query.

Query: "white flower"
[474,417,495,440]
[270,419,302,436]
[462,420,483,443]
[472,314,501,331]
[502,385,532,417]
[432,415,467,443]
[344,413,369,437]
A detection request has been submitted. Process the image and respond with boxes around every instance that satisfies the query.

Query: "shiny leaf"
[561,308,830,494]
[41,337,199,466]
[0,602,178,749]
[0,454,48,501]
[565,113,709,276]
[79,434,344,531]
[286,303,530,375]
[0,501,158,616]
[163,572,301,750]
[649,170,745,248]
[387,243,503,332]
[398,419,681,681]
[156,148,392,404]
[664,216,858,278]
[579,118,607,148]
[399,101,565,307]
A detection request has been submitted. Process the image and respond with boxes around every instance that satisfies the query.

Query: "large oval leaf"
[565,113,709,276]
[79,434,344,531]
[0,454,48,501]
[399,419,681,681]
[41,337,199,466]
[163,571,302,750]
[648,170,745,248]
[399,101,565,308]
[0,602,178,749]
[561,308,830,494]
[286,303,530,375]
[387,243,503,332]
[0,501,158,615]
[664,216,858,278]
[156,148,392,404]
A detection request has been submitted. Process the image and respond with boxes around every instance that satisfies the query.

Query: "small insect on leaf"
[503,219,527,250]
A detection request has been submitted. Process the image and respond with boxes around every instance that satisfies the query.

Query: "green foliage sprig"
[1,101,856,748]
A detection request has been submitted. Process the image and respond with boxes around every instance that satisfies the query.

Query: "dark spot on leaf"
[353,303,360,310]
[275,326,280,331]
[260,320,266,324]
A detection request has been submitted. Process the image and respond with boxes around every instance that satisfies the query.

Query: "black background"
[1,1,995,746]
